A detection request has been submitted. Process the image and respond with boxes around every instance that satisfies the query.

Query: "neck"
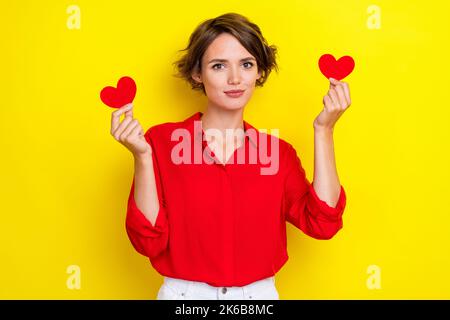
[200,105,245,134]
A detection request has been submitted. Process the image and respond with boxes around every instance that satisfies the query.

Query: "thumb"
[124,103,134,117]
[328,78,339,85]
[329,77,339,88]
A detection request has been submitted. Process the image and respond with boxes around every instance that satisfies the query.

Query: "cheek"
[246,72,260,84]
[203,80,223,98]
[203,71,224,85]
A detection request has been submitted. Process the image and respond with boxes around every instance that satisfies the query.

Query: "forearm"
[312,127,341,207]
[133,152,160,226]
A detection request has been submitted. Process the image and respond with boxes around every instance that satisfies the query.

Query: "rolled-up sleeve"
[125,128,169,258]
[282,144,346,240]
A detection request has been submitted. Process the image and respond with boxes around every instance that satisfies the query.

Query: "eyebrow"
[208,57,256,64]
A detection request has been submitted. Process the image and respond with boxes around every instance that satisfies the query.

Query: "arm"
[110,105,169,257]
[283,144,346,240]
[312,77,351,207]
[312,128,341,208]
[133,151,160,226]
[283,78,350,240]
[125,130,169,258]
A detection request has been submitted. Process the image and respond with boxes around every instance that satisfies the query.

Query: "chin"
[218,103,246,111]
[219,96,250,110]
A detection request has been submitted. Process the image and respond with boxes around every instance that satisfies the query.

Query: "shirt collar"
[181,111,258,149]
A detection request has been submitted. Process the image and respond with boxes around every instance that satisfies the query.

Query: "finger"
[124,103,134,118]
[138,126,144,137]
[334,85,347,108]
[341,82,351,105]
[328,89,341,109]
[323,95,333,110]
[112,115,133,140]
[129,123,143,140]
[111,103,133,134]
[119,119,139,141]
[329,77,340,89]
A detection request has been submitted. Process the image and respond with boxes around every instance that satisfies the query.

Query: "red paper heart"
[318,54,355,80]
[100,76,137,108]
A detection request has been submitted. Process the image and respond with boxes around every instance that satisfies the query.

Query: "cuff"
[126,188,168,238]
[307,184,346,221]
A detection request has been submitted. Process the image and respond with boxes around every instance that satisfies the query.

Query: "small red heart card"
[318,54,355,80]
[100,76,137,108]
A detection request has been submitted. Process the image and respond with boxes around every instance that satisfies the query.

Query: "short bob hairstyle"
[172,12,279,95]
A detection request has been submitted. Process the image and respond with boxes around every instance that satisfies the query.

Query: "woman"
[110,12,351,300]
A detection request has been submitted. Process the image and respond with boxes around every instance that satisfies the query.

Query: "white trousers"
[157,276,279,300]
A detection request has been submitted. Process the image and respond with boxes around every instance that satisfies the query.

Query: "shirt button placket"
[220,163,234,288]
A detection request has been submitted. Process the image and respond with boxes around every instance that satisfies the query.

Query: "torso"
[206,134,245,165]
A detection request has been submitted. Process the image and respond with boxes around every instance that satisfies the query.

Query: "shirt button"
[222,287,227,294]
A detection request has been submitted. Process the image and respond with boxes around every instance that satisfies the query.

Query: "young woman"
[110,12,351,300]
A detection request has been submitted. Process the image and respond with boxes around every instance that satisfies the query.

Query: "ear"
[191,72,202,84]
[256,69,262,80]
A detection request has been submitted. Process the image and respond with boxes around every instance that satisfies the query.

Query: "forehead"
[203,33,254,60]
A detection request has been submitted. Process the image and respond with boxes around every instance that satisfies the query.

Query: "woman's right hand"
[110,103,152,158]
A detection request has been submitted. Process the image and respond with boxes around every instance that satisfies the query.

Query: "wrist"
[134,151,153,164]
[313,125,334,136]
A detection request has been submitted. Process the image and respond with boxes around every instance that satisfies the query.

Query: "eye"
[212,63,224,70]
[211,62,255,70]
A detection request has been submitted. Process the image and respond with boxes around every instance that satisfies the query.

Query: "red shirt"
[125,111,346,287]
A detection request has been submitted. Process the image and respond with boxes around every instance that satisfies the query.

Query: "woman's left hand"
[313,78,351,131]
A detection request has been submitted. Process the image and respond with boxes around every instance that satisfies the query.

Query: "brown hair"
[172,13,279,95]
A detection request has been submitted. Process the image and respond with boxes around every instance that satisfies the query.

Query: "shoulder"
[253,129,301,170]
[143,118,187,142]
[256,130,295,158]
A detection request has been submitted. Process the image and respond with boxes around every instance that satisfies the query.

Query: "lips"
[224,89,245,98]
[224,90,245,94]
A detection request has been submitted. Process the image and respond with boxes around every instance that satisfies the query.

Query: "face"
[191,33,262,111]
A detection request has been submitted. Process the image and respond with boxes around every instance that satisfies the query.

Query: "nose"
[227,65,241,85]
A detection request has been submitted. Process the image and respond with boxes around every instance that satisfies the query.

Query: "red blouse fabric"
[125,111,347,287]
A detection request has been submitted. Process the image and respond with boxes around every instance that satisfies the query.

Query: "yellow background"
[1,0,449,299]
